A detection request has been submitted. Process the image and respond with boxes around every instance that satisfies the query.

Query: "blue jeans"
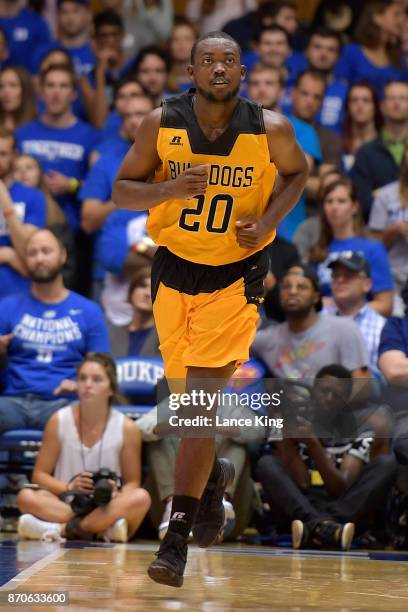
[0,395,70,433]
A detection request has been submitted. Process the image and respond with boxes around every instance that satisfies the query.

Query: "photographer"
[255,365,397,550]
[16,353,151,542]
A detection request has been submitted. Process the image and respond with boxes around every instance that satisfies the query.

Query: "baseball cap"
[282,263,320,291]
[328,252,371,277]
[281,263,323,311]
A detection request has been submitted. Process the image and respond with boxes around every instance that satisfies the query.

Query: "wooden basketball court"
[1,537,408,611]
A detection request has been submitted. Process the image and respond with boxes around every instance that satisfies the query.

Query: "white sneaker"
[102,518,128,543]
[158,498,193,541]
[158,498,172,541]
[222,499,236,540]
[18,514,62,542]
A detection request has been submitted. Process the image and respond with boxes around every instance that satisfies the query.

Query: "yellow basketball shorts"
[151,247,269,381]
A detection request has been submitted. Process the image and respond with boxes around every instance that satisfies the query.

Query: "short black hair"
[133,44,171,74]
[190,31,242,64]
[93,10,123,33]
[316,364,352,380]
[309,26,342,49]
[40,63,76,88]
[315,364,353,401]
[294,68,327,89]
[113,74,146,102]
[257,24,290,45]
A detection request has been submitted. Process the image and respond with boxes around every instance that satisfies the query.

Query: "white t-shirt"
[53,405,124,483]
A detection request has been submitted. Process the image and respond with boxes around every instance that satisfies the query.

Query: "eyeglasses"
[280,281,313,291]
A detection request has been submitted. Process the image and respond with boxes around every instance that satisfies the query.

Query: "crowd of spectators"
[0,0,407,549]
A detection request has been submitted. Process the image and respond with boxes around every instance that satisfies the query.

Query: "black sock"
[167,495,200,539]
[208,457,221,483]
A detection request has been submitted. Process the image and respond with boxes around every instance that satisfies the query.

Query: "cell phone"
[22,483,40,490]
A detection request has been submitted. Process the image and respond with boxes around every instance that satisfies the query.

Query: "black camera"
[61,468,119,517]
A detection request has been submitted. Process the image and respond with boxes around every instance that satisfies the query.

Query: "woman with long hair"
[17,353,151,543]
[369,138,408,315]
[309,178,393,315]
[0,66,37,130]
[335,0,406,96]
[167,18,197,94]
[14,154,66,228]
[341,81,383,173]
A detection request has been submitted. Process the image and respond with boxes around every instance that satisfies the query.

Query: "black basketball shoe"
[192,458,235,548]
[147,532,188,587]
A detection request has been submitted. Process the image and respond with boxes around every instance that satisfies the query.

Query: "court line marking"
[0,548,65,591]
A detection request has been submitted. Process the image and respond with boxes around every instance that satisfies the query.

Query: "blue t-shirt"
[317,237,394,296]
[278,115,321,240]
[0,290,109,399]
[93,135,129,159]
[316,78,348,135]
[378,316,408,414]
[31,41,96,77]
[16,119,100,230]
[79,147,130,279]
[97,209,148,275]
[128,328,153,356]
[0,8,51,72]
[335,43,405,97]
[101,111,122,140]
[0,182,47,300]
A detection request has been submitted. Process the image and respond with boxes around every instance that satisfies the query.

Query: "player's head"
[25,229,67,284]
[188,31,245,103]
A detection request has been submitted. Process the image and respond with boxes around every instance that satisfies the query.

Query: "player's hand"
[53,379,78,396]
[168,164,209,199]
[44,171,72,196]
[0,333,13,355]
[235,215,268,248]
[67,472,94,492]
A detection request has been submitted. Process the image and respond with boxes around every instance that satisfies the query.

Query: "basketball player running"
[113,32,308,587]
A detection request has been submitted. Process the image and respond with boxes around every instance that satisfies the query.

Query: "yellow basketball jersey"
[147,91,277,266]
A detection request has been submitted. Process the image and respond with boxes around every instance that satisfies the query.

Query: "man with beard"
[0,229,109,433]
[113,31,308,586]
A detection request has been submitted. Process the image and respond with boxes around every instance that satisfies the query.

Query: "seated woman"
[341,81,382,174]
[17,353,151,543]
[369,138,408,316]
[110,266,160,358]
[308,178,393,316]
[0,66,37,131]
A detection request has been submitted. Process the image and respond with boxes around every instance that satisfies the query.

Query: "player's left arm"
[236,111,309,248]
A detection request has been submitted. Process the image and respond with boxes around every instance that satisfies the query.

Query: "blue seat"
[113,404,152,421]
[115,356,164,405]
[0,430,43,484]
[0,429,43,451]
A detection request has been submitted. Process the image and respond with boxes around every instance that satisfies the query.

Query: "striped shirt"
[324,303,386,377]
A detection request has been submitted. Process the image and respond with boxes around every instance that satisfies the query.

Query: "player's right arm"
[112,108,208,211]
